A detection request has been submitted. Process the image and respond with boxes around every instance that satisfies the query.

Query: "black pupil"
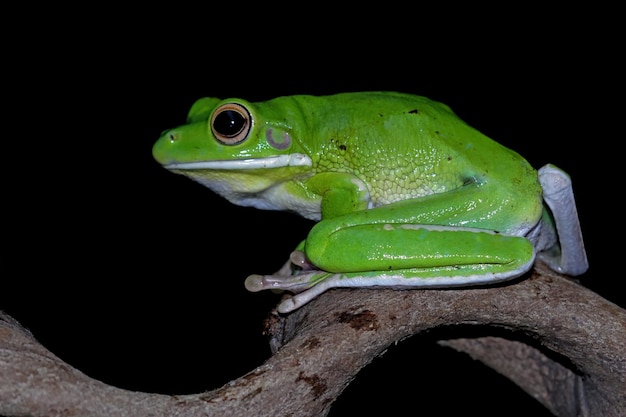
[214,110,245,137]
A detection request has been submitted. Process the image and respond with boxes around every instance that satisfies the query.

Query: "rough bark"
[1,262,625,416]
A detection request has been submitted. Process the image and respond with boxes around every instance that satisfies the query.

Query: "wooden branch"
[1,262,625,416]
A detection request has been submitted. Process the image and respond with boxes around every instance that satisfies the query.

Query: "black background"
[2,7,617,416]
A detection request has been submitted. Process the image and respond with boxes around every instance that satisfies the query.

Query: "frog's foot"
[245,250,327,294]
[537,164,589,276]
[245,269,338,313]
[245,250,334,313]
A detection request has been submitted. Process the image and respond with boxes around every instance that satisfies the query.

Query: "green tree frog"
[153,91,588,313]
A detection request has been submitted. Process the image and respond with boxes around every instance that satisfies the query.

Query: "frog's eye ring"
[210,103,252,145]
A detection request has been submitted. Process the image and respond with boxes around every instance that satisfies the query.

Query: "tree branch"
[1,262,625,416]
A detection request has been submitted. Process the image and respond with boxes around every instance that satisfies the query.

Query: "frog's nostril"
[167,131,179,143]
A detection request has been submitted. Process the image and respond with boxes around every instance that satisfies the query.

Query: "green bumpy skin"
[153,91,588,313]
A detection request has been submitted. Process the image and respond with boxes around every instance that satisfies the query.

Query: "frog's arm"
[303,172,371,218]
[536,164,588,275]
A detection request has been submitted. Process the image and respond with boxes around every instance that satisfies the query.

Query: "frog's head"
[152,97,314,208]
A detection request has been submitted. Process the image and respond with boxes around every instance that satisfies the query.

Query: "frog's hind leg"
[537,164,589,276]
[247,225,538,313]
[250,253,536,314]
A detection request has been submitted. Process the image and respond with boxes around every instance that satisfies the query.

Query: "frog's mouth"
[163,154,312,171]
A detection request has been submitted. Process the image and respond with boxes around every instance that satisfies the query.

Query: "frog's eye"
[210,103,252,145]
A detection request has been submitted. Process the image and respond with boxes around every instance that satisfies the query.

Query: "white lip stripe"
[165,154,312,170]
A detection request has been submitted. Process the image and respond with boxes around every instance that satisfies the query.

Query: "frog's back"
[274,92,537,206]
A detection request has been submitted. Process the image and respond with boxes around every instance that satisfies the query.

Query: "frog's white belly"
[239,185,323,220]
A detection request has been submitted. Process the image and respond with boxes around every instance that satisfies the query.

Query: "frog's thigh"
[305,223,535,276]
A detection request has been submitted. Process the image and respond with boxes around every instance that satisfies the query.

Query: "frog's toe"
[276,278,337,313]
[244,271,318,293]
[277,296,302,314]
[277,291,319,314]
[289,250,317,270]
[244,274,269,292]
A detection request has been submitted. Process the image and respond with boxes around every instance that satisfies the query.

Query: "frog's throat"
[164,154,312,170]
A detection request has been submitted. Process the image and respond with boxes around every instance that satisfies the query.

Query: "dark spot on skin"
[330,138,347,151]
[336,309,380,331]
[435,130,440,135]
[296,371,327,398]
[408,109,419,114]
[447,156,452,161]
